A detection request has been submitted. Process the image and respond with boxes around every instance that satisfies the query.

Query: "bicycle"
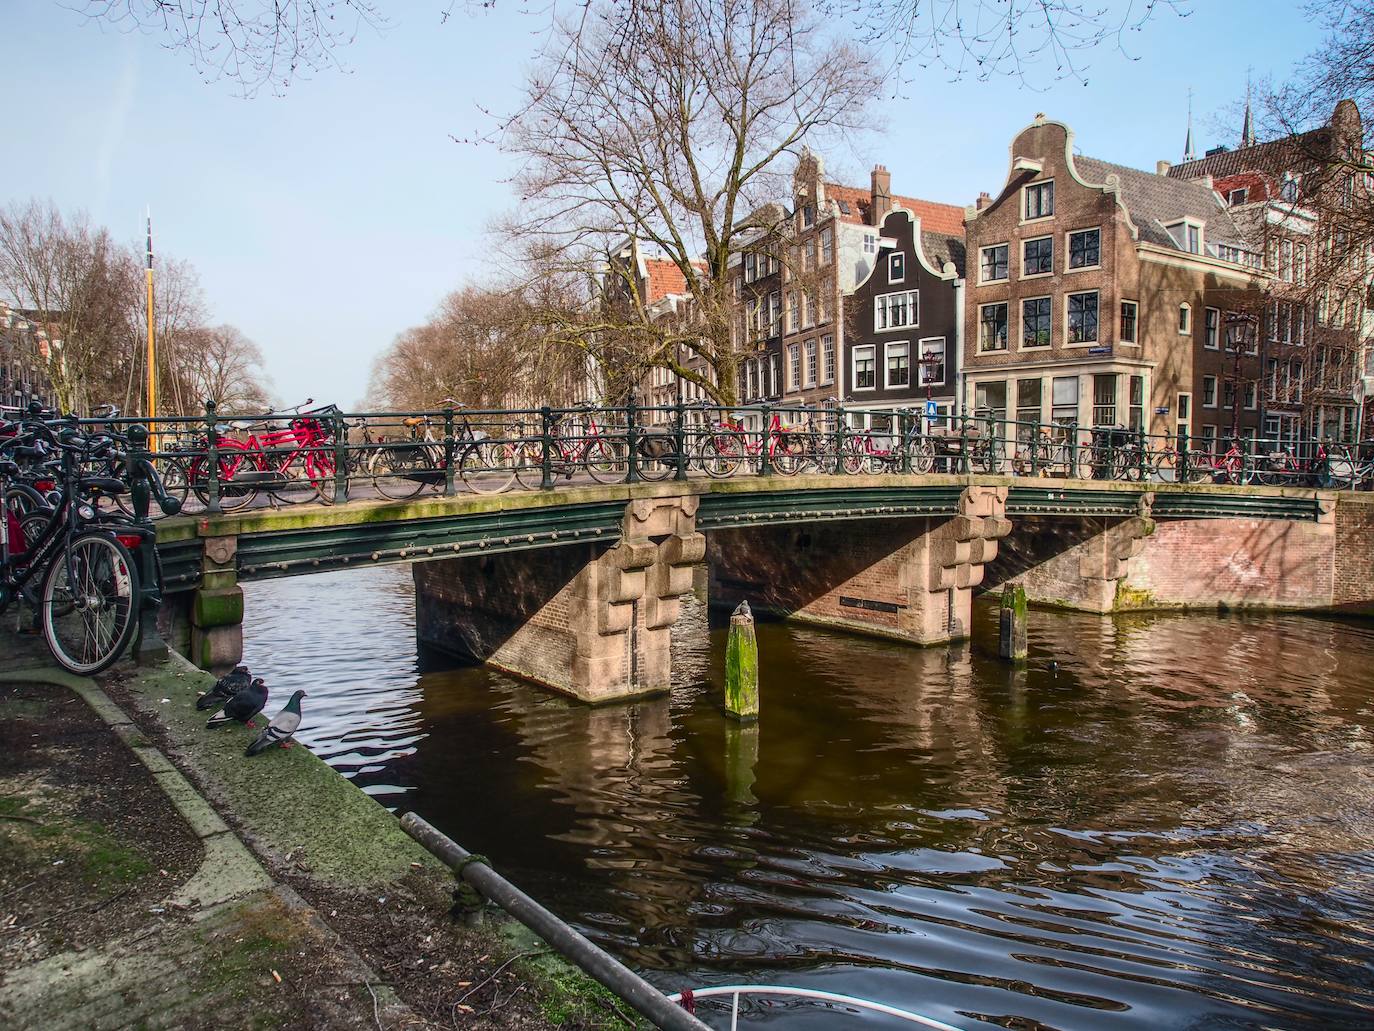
[186,399,336,510]
[697,409,806,478]
[512,405,628,489]
[1182,436,1253,485]
[0,417,178,674]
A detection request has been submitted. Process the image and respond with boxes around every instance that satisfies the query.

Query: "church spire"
[1241,74,1256,148]
[1184,88,1196,161]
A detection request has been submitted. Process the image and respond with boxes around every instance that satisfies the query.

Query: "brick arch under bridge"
[154,476,1374,703]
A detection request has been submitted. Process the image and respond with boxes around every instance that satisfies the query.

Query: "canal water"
[243,565,1374,1029]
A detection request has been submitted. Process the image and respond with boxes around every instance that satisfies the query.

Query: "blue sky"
[2,1,1325,408]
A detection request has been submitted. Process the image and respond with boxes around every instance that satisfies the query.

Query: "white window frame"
[1023,179,1055,222]
[787,342,801,392]
[821,335,835,385]
[979,243,1009,284]
[1204,306,1219,349]
[1168,218,1204,255]
[917,337,946,387]
[852,344,877,392]
[1178,303,1192,336]
[1202,375,1218,407]
[874,290,920,332]
[804,338,818,388]
[1065,290,1100,346]
[889,252,905,283]
[1228,188,1247,206]
[1020,295,1052,349]
[1021,235,1054,279]
[1066,226,1101,271]
[884,341,910,389]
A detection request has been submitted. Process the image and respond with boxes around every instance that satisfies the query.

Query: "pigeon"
[195,665,251,711]
[245,691,307,756]
[206,678,268,729]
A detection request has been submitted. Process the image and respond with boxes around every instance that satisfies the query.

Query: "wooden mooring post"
[725,600,759,720]
[999,583,1028,663]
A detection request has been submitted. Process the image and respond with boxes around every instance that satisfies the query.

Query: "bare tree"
[0,201,139,414]
[501,0,878,404]
[75,0,385,96]
[181,324,274,411]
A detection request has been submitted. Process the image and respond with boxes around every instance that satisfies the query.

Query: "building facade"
[962,116,1265,455]
[0,304,58,414]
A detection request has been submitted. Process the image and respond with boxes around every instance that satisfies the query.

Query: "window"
[1281,240,1294,282]
[1093,374,1118,426]
[1016,378,1042,433]
[1129,376,1144,431]
[886,342,910,387]
[1120,301,1138,344]
[1296,244,1306,284]
[1244,382,1257,410]
[787,343,801,391]
[1170,221,1202,254]
[801,291,813,329]
[821,336,835,384]
[863,233,877,255]
[804,339,817,387]
[769,354,780,397]
[1202,375,1217,407]
[1228,188,1248,206]
[1022,297,1051,348]
[1023,236,1053,276]
[1068,228,1100,269]
[1281,177,1298,203]
[975,380,1007,420]
[1223,381,1236,410]
[821,228,834,266]
[1204,307,1219,349]
[1025,180,1054,220]
[1178,304,1191,335]
[1200,424,1217,453]
[747,359,758,400]
[1052,376,1079,423]
[980,303,1009,352]
[744,252,757,283]
[889,253,905,282]
[801,203,815,228]
[807,237,817,271]
[786,291,798,333]
[980,244,1008,283]
[1067,291,1099,344]
[874,290,919,331]
[1178,392,1191,421]
[853,345,876,390]
[918,338,945,386]
[768,290,781,336]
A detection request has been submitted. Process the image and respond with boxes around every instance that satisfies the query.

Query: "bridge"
[154,472,1374,703]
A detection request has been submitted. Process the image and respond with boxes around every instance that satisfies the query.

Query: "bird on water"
[206,677,268,729]
[195,665,251,712]
[245,691,307,756]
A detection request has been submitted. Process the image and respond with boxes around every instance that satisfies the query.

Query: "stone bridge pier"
[708,486,1011,645]
[412,496,705,703]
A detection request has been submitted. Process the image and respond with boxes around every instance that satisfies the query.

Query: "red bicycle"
[1183,436,1253,485]
[513,406,627,488]
[698,410,805,478]
[187,400,337,510]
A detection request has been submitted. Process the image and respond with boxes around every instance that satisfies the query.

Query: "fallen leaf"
[272,969,282,984]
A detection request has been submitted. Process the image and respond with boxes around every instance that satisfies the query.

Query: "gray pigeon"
[196,665,251,711]
[733,599,752,619]
[245,691,307,756]
[207,678,268,729]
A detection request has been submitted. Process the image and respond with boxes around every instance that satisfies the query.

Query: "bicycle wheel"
[158,457,191,511]
[975,438,1004,474]
[585,438,628,483]
[906,436,935,474]
[770,434,804,476]
[700,433,745,478]
[188,454,260,512]
[40,531,140,675]
[461,441,518,494]
[839,438,865,475]
[371,444,429,501]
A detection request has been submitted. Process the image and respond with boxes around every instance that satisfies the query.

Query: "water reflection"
[243,565,1374,1028]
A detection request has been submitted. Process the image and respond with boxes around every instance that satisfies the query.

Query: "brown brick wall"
[1333,497,1374,610]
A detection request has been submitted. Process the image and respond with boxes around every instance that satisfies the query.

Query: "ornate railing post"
[832,403,846,475]
[1136,426,1148,482]
[442,404,457,496]
[958,412,970,474]
[899,409,913,474]
[758,402,773,477]
[673,401,688,481]
[1177,427,1190,482]
[1068,420,1080,479]
[126,423,167,660]
[539,406,555,491]
[204,398,223,515]
[625,392,641,484]
[331,409,349,505]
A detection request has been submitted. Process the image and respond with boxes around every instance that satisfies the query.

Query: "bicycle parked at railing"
[1182,436,1254,485]
[1323,440,1374,489]
[698,409,806,478]
[186,399,337,510]
[510,405,628,488]
[1,414,179,674]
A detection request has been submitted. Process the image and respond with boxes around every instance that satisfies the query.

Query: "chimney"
[975,191,992,210]
[871,164,893,224]
[1156,160,1172,176]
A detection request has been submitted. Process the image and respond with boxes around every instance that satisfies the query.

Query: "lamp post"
[1225,312,1258,441]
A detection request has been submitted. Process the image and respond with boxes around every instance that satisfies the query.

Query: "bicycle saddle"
[80,476,127,495]
[402,416,428,428]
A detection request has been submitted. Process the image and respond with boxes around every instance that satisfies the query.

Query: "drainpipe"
[952,277,966,417]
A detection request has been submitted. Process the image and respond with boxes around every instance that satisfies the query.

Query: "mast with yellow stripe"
[145,209,156,446]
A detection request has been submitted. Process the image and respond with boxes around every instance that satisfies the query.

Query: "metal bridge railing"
[47,396,1372,520]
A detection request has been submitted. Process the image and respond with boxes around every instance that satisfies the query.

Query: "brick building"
[962,115,1265,454]
[0,304,57,413]
[1168,99,1373,444]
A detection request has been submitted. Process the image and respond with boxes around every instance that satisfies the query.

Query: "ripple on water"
[243,566,1374,1028]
